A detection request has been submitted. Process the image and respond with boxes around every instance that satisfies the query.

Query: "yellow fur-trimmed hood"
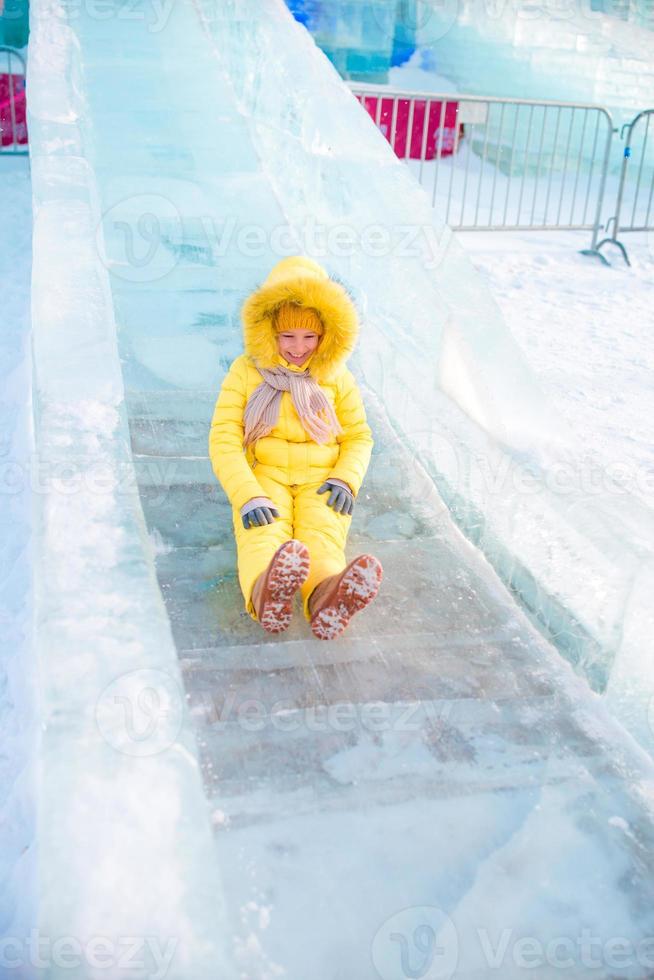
[241,256,359,383]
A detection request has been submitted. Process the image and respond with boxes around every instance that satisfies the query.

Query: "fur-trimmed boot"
[251,539,310,634]
[308,554,383,641]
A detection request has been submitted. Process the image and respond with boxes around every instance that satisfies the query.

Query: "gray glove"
[241,496,280,529]
[317,480,354,515]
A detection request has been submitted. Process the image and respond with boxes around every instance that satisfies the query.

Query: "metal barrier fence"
[350,83,615,238]
[583,108,654,266]
[0,46,28,155]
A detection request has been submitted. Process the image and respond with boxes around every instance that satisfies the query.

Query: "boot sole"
[258,540,310,634]
[310,555,383,641]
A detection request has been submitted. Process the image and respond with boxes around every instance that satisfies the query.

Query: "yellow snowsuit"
[208,256,373,621]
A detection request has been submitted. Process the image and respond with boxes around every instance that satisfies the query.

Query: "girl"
[208,255,382,640]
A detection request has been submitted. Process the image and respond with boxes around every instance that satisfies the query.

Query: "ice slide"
[22,0,654,977]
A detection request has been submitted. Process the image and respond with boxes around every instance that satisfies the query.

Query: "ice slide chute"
[25,0,654,976]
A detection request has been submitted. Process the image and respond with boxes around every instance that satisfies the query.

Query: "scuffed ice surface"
[140,394,654,977]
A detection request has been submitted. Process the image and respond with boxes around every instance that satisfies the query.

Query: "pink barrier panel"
[356,94,463,159]
[0,72,28,146]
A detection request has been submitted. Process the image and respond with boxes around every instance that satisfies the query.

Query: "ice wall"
[412,0,654,142]
[0,158,36,959]
[26,0,235,975]
[313,0,397,81]
[199,0,654,756]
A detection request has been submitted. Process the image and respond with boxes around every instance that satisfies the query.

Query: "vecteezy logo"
[371,906,459,980]
[372,0,460,47]
[95,193,183,283]
[96,668,185,757]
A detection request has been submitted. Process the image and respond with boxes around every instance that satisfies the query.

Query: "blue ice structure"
[0,0,29,47]
[391,0,418,66]
[285,0,404,80]
[286,0,312,25]
[23,0,654,975]
[286,0,418,71]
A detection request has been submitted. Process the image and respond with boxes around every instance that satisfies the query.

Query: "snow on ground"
[0,153,37,938]
[457,229,654,512]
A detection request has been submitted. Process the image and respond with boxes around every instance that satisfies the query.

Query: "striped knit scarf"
[243,366,342,447]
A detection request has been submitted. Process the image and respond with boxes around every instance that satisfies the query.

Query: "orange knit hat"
[272,302,324,335]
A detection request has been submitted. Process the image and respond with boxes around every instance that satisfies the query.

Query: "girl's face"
[277,330,321,366]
